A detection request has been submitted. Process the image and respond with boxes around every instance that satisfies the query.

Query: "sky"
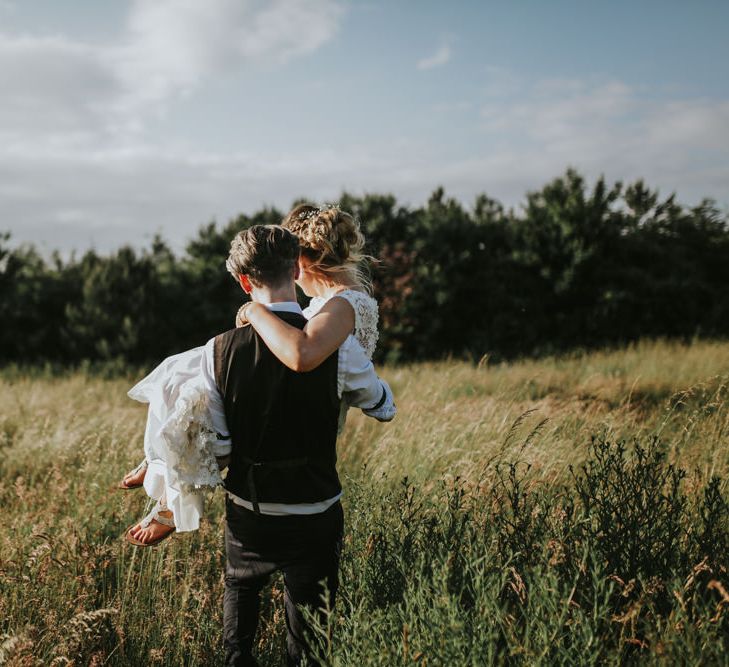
[1,0,728,254]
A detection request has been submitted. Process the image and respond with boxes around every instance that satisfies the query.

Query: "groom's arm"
[201,337,233,459]
[339,336,396,422]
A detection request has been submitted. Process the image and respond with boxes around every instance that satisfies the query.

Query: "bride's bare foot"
[125,508,175,547]
[118,460,148,490]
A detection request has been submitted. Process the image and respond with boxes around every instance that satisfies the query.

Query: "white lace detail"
[304,289,379,359]
[163,384,224,493]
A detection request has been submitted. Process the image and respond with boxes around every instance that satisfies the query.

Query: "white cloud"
[1,8,727,256]
[0,0,345,143]
[478,77,729,164]
[469,77,729,204]
[0,34,121,146]
[115,0,343,112]
[417,44,450,70]
[0,0,347,252]
[0,144,382,253]
[3,76,728,256]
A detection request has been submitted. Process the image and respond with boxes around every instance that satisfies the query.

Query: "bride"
[122,204,385,546]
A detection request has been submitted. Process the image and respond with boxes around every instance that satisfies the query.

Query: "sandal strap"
[139,501,176,529]
[132,459,149,475]
[125,459,148,480]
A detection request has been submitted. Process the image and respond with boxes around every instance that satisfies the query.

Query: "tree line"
[1,169,728,369]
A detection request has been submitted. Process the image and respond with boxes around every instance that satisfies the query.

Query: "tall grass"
[1,339,728,665]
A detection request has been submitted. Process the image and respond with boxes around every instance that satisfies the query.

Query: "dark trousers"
[223,497,344,667]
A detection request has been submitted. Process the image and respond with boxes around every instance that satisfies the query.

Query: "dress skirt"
[128,346,222,531]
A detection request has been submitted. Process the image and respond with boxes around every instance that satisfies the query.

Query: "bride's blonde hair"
[282,204,372,293]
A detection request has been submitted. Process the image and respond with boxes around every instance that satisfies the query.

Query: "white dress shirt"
[199,301,396,515]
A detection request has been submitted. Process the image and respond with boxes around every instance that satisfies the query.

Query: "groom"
[198,224,395,666]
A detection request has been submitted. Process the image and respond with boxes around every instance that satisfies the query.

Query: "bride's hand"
[235,303,252,328]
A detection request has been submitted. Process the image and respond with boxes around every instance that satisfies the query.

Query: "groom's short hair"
[226,225,300,287]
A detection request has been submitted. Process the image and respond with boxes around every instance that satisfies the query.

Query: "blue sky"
[1,0,728,253]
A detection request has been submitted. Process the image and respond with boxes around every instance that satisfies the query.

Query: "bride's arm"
[245,298,355,372]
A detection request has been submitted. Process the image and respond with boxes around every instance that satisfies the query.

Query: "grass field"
[1,339,728,665]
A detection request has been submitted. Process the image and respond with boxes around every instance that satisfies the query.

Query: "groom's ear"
[238,274,253,294]
[293,262,300,281]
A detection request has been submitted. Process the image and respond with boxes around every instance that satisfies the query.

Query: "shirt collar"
[264,301,303,315]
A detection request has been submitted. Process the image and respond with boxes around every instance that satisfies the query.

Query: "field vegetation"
[1,339,728,665]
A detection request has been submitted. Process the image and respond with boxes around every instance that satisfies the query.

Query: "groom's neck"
[250,282,297,305]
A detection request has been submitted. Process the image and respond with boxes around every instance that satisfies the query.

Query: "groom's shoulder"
[213,326,256,351]
[210,327,257,381]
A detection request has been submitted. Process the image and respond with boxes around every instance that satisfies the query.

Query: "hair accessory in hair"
[297,207,321,221]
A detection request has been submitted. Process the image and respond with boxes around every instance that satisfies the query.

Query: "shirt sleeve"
[339,336,396,422]
[200,337,233,457]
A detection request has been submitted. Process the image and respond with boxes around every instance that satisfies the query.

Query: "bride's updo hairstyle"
[282,204,372,293]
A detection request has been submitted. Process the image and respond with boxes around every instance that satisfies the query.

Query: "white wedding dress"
[128,289,379,532]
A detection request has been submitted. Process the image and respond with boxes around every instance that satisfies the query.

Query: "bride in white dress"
[122,205,383,546]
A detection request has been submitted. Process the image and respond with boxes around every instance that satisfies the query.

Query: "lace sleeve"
[336,290,379,359]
